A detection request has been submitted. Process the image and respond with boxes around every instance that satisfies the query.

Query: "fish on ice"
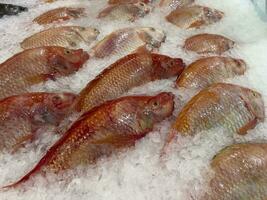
[21,26,100,49]
[91,27,166,58]
[0,92,76,153]
[0,46,89,100]
[3,92,174,188]
[166,6,224,29]
[76,52,185,112]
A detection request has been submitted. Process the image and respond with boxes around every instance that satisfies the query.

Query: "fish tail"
[1,146,52,189]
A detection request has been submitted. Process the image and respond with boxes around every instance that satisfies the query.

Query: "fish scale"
[2,93,174,188]
[92,27,165,58]
[98,2,151,22]
[0,46,89,100]
[203,143,267,200]
[0,92,76,153]
[93,29,143,58]
[166,6,224,29]
[77,52,185,112]
[163,83,264,152]
[21,26,99,49]
[33,7,85,25]
[184,34,235,54]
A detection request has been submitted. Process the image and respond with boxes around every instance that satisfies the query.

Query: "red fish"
[3,92,174,188]
[0,92,76,153]
[33,7,85,25]
[76,52,185,112]
[0,46,89,100]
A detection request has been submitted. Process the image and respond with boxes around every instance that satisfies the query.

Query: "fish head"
[76,27,100,44]
[151,54,185,79]
[134,2,152,16]
[48,47,89,76]
[241,88,265,121]
[137,27,166,48]
[203,7,224,23]
[231,58,246,75]
[143,92,174,123]
[33,93,77,126]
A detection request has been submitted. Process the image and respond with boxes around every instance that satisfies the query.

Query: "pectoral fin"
[11,133,35,153]
[237,117,257,135]
[26,74,56,85]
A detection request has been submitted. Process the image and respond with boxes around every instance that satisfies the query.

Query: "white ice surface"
[0,0,267,199]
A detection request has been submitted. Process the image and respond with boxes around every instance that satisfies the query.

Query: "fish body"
[159,0,194,9]
[0,92,76,153]
[4,92,174,187]
[77,52,184,112]
[98,2,151,22]
[184,34,235,54]
[0,3,28,18]
[176,57,246,90]
[91,27,165,58]
[203,143,267,200]
[164,83,264,149]
[166,6,224,29]
[108,0,152,4]
[33,7,85,25]
[21,26,99,49]
[0,46,89,100]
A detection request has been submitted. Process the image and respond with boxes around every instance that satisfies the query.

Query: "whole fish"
[98,2,151,22]
[184,34,235,54]
[163,83,264,151]
[4,92,174,188]
[203,143,267,200]
[33,7,86,25]
[159,0,194,9]
[0,92,76,153]
[166,6,224,29]
[0,3,28,18]
[0,46,89,100]
[76,52,185,112]
[175,57,247,90]
[91,27,165,58]
[108,0,152,4]
[21,26,100,49]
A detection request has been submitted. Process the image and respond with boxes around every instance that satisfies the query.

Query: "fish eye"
[64,49,72,54]
[152,100,160,109]
[52,96,63,106]
[252,92,258,97]
[150,27,156,31]
[80,27,86,31]
[140,3,145,6]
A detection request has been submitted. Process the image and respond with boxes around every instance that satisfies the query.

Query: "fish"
[166,6,224,29]
[203,143,267,200]
[184,33,235,54]
[91,27,165,58]
[3,92,174,188]
[0,46,89,100]
[108,0,152,4]
[33,7,86,25]
[20,26,100,49]
[0,92,76,153]
[159,0,194,9]
[0,3,28,18]
[163,83,265,151]
[98,2,151,22]
[76,52,185,112]
[175,57,247,90]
